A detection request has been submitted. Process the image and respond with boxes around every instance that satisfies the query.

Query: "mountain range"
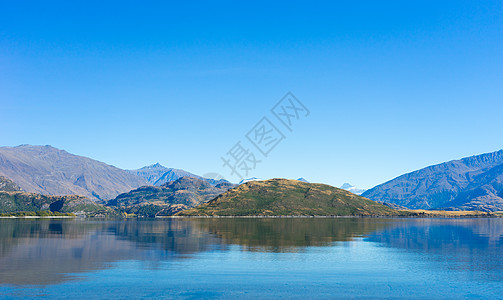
[362,149,503,211]
[127,163,198,185]
[107,176,235,217]
[0,145,147,202]
[0,145,227,202]
[127,163,229,186]
[1,144,503,214]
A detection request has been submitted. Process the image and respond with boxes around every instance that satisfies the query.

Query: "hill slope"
[445,163,503,211]
[362,150,503,211]
[0,145,147,201]
[107,177,235,217]
[177,178,397,216]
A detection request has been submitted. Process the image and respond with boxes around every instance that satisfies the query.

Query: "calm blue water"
[0,218,502,299]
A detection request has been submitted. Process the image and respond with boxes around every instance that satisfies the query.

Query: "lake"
[0,218,502,299]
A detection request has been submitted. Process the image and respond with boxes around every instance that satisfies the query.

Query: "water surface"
[0,218,502,298]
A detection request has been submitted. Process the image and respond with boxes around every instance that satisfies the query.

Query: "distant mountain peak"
[129,164,231,187]
[340,183,354,189]
[143,162,165,169]
[340,183,366,195]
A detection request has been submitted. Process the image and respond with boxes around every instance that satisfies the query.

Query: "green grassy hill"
[177,178,398,216]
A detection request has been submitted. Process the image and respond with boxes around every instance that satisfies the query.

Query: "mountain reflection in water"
[0,218,502,287]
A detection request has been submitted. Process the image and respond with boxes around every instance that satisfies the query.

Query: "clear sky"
[1,0,502,188]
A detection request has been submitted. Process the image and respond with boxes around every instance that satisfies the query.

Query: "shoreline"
[1,211,500,219]
[166,214,500,219]
[0,216,77,219]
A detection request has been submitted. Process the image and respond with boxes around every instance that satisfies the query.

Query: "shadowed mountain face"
[0,192,115,216]
[107,177,236,217]
[446,163,503,211]
[178,178,397,216]
[0,145,147,201]
[0,176,21,192]
[363,150,503,211]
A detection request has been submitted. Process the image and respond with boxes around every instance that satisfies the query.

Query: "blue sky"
[1,0,502,188]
